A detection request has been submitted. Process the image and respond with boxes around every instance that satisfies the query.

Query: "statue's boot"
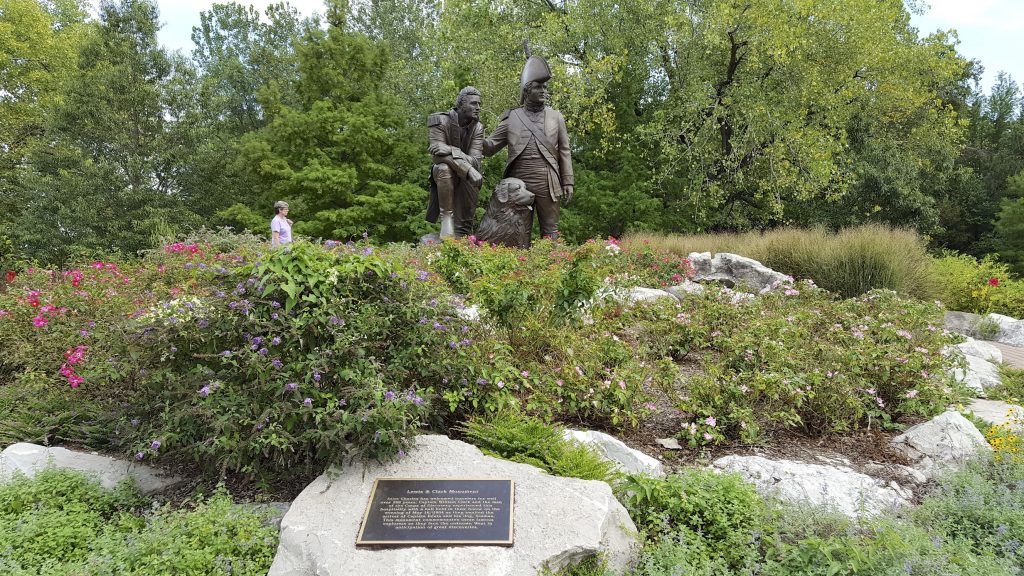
[436,166,457,239]
[439,210,455,238]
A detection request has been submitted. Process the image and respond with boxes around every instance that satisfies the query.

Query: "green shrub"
[429,239,686,428]
[614,469,770,553]
[625,224,939,299]
[0,468,277,576]
[122,240,463,477]
[458,410,618,482]
[931,251,1024,317]
[676,284,963,442]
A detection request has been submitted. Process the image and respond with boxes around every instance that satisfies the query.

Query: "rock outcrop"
[0,442,182,495]
[269,435,639,576]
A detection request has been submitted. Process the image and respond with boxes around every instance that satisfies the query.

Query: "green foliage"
[234,7,429,244]
[458,410,618,483]
[627,224,939,299]
[677,285,962,443]
[623,461,1024,576]
[931,252,1024,316]
[991,365,1024,402]
[123,240,461,477]
[616,469,768,569]
[0,468,277,576]
[912,457,1024,572]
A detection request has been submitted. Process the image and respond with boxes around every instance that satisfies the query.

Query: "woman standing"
[271,201,293,247]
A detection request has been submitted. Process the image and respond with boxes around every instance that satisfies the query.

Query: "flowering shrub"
[122,241,465,476]
[932,252,1024,317]
[676,284,964,444]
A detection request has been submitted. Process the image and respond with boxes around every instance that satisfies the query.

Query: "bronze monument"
[427,87,484,238]
[482,56,574,242]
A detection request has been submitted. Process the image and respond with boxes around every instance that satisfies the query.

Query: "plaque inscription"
[356,478,514,546]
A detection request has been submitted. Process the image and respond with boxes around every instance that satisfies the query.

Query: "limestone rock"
[956,337,1003,363]
[992,315,1024,347]
[665,281,706,300]
[951,355,1001,396]
[943,311,984,339]
[889,411,991,479]
[563,429,665,478]
[0,443,182,495]
[697,253,793,294]
[686,252,713,278]
[966,399,1024,430]
[268,435,638,576]
[712,455,911,517]
[655,438,682,450]
[625,287,677,304]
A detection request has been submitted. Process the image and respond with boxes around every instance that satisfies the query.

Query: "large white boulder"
[944,311,984,339]
[711,455,911,517]
[966,399,1024,430]
[693,253,793,293]
[0,443,182,495]
[269,435,638,576]
[563,429,665,478]
[950,355,1002,396]
[956,338,1003,364]
[889,411,991,479]
[986,314,1024,347]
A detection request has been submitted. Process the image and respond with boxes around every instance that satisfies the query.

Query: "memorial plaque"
[356,478,514,546]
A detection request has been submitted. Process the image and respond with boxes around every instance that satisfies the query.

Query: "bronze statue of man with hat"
[426,86,484,238]
[482,55,574,241]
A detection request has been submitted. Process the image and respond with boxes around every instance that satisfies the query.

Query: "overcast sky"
[911,0,1024,91]
[89,1,1022,94]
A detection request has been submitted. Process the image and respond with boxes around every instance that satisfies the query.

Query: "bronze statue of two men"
[426,56,574,247]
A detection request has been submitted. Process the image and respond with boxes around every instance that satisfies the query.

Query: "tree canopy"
[1,0,1021,266]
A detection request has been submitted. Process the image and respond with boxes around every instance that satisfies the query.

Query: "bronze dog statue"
[476,178,535,248]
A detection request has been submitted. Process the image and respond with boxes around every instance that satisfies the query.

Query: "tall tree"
[0,0,90,260]
[232,0,428,242]
[15,0,191,263]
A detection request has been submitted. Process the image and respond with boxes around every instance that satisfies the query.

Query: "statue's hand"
[428,143,452,157]
[467,167,483,188]
[560,185,574,205]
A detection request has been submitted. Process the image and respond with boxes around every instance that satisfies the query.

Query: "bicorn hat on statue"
[520,55,552,90]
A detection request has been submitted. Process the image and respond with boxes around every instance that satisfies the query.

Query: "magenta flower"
[32,315,48,327]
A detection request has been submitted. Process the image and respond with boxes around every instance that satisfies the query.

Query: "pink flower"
[989,277,1000,287]
[618,380,627,390]
[521,370,530,378]
[705,416,717,427]
[703,432,714,441]
[905,390,919,399]
[31,315,48,327]
[67,374,84,388]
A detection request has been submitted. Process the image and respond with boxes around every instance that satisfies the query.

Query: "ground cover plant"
[0,468,277,576]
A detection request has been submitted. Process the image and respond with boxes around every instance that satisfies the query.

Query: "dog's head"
[492,178,534,208]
